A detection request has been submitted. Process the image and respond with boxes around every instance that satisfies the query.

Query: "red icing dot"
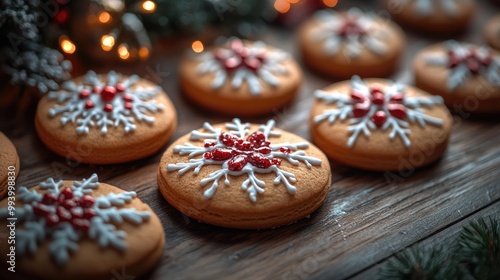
[85,100,95,110]
[228,154,248,171]
[123,94,133,102]
[33,203,52,216]
[339,18,366,37]
[80,195,95,208]
[371,92,385,105]
[93,86,101,93]
[46,213,60,227]
[243,57,262,72]
[256,146,272,154]
[204,152,213,159]
[390,93,404,103]
[70,208,83,218]
[72,219,90,233]
[100,86,117,101]
[372,110,387,127]
[56,206,72,222]
[387,103,407,119]
[204,141,216,148]
[350,91,366,102]
[353,102,370,118]
[82,208,96,219]
[61,188,74,199]
[60,199,77,209]
[42,192,57,204]
[125,102,133,110]
[115,83,126,93]
[212,148,233,161]
[103,103,113,113]
[79,89,90,99]
[224,56,242,71]
[280,147,291,153]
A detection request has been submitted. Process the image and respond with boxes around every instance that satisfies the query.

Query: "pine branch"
[379,217,500,280]
[456,218,500,279]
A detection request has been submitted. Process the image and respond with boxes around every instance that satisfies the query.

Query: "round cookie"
[35,71,177,164]
[0,132,19,199]
[383,0,475,35]
[180,37,303,116]
[414,41,500,114]
[0,174,165,280]
[485,15,500,50]
[310,76,452,171]
[298,8,405,79]
[158,118,331,229]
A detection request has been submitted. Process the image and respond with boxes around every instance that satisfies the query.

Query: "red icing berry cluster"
[447,48,493,74]
[32,188,96,233]
[350,85,407,127]
[79,83,134,112]
[203,131,287,171]
[338,15,367,37]
[214,39,266,73]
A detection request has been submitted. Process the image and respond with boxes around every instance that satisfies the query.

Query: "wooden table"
[1,1,499,279]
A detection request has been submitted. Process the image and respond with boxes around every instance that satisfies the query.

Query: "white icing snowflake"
[196,37,289,95]
[397,0,463,16]
[47,71,165,135]
[309,8,388,58]
[424,40,500,91]
[0,174,150,266]
[167,118,322,202]
[313,76,444,148]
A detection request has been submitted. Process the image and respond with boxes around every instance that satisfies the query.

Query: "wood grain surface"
[1,1,499,279]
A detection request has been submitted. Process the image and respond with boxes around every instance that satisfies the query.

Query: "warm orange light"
[118,44,130,59]
[142,0,156,12]
[98,11,111,23]
[59,36,76,54]
[288,0,299,4]
[101,35,115,51]
[191,40,204,53]
[139,47,150,59]
[274,0,290,14]
[322,0,338,8]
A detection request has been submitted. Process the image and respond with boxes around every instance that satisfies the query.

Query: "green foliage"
[139,0,274,37]
[0,0,72,93]
[379,217,500,280]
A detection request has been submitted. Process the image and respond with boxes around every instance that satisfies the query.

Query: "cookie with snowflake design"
[179,37,303,116]
[158,118,330,229]
[383,0,475,34]
[0,132,19,199]
[35,71,177,164]
[298,8,404,79]
[485,15,500,51]
[414,41,500,114]
[310,76,452,171]
[0,174,164,280]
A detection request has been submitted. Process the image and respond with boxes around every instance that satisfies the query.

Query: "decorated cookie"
[0,132,19,199]
[298,8,405,79]
[485,15,500,50]
[310,76,452,171]
[414,41,500,114]
[383,0,475,35]
[0,174,165,280]
[158,118,331,229]
[180,37,303,116]
[35,71,177,164]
